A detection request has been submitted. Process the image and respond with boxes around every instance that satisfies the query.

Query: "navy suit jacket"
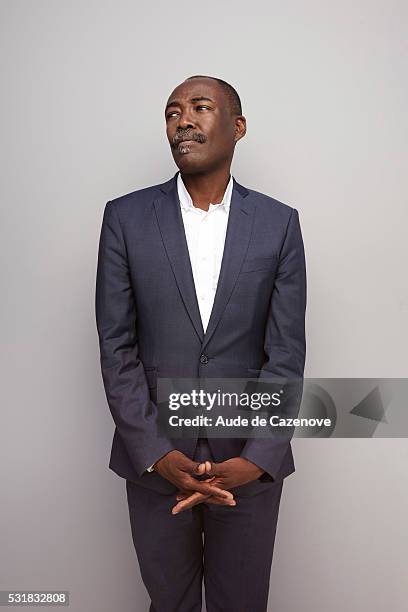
[95,171,307,495]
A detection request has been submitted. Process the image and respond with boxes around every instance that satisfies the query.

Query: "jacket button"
[200,354,209,364]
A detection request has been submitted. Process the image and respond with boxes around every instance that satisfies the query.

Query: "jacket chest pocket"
[239,256,277,274]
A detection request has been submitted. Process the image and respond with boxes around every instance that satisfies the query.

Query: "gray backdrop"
[1,1,407,611]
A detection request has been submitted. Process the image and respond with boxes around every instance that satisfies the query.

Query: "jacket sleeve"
[95,201,175,476]
[240,207,307,480]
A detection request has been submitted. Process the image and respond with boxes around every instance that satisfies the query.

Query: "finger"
[174,486,235,507]
[195,481,234,500]
[172,492,208,514]
[175,487,201,501]
[176,479,213,498]
[204,460,212,473]
[183,475,228,496]
[206,496,237,507]
[180,475,234,500]
[171,493,204,514]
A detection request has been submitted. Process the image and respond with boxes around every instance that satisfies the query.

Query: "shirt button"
[200,354,209,364]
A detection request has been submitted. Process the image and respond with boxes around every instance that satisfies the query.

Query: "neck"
[180,166,231,212]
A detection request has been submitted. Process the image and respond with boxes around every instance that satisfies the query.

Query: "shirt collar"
[177,171,234,213]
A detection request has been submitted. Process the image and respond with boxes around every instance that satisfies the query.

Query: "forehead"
[166,78,227,107]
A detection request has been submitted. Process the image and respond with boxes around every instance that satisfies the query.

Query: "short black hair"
[185,75,242,116]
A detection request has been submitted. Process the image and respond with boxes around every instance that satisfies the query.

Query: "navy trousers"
[126,440,284,612]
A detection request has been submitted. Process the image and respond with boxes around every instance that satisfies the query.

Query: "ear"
[234,116,247,143]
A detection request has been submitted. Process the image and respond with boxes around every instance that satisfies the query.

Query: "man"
[95,74,306,612]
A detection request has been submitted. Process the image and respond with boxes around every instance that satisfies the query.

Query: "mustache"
[171,130,207,148]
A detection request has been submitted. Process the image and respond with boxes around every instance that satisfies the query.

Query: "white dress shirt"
[146,172,234,472]
[177,171,233,332]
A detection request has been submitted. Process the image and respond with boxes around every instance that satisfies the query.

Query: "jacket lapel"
[154,173,205,342]
[201,178,255,351]
[153,172,256,349]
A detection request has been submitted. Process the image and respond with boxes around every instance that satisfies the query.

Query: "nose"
[177,107,196,129]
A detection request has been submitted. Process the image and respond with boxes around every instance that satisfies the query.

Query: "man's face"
[165,78,245,174]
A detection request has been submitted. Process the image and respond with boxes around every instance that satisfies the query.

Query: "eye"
[196,105,210,111]
[166,111,179,120]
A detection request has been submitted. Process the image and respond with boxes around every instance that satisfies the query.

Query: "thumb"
[204,460,212,473]
[192,461,207,476]
[205,462,219,477]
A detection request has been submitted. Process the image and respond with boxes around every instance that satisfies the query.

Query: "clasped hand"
[153,451,264,514]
